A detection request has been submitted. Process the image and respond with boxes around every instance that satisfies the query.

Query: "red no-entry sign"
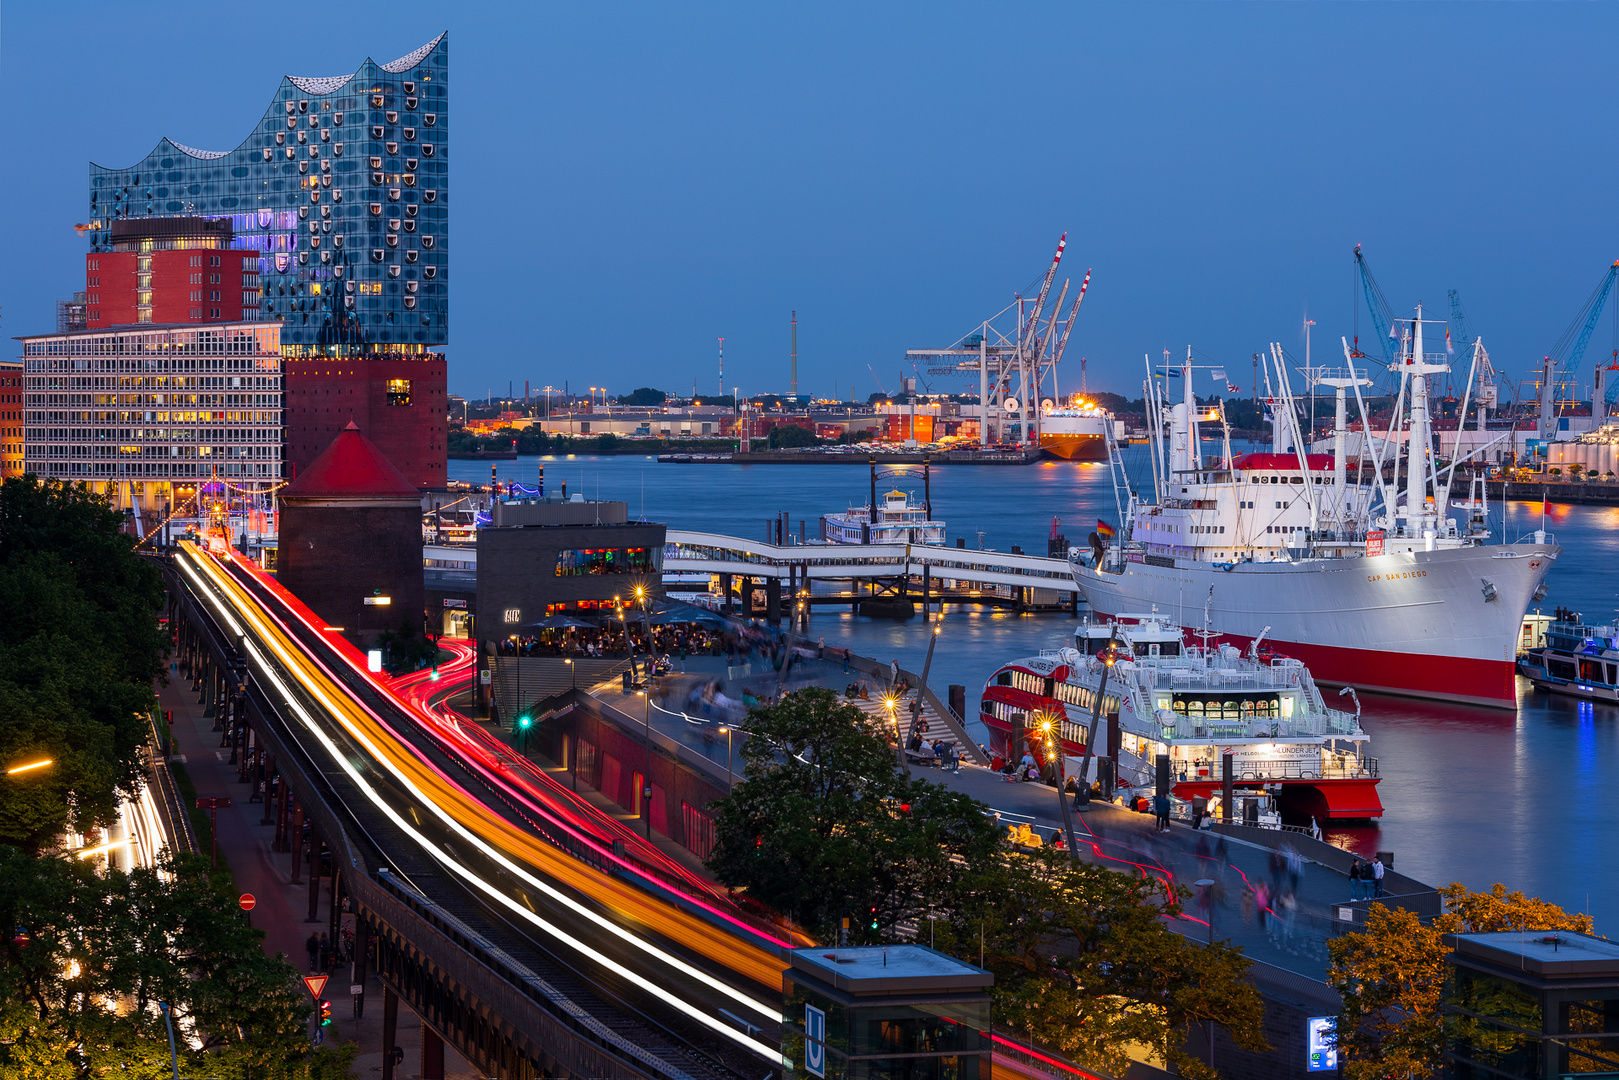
[238,893,256,911]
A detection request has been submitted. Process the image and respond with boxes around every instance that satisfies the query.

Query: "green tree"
[0,847,353,1079]
[446,426,482,454]
[1328,884,1593,1080]
[617,387,667,406]
[951,850,1267,1079]
[767,424,820,449]
[0,489,166,851]
[706,688,1002,940]
[0,477,166,687]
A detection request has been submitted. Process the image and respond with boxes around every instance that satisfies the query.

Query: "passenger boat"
[979,613,1382,821]
[820,489,944,545]
[1071,312,1559,708]
[1517,608,1619,702]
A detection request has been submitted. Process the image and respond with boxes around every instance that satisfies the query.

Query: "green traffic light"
[518,715,531,729]
[430,666,440,681]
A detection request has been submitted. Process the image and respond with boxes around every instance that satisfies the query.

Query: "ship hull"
[1072,543,1558,708]
[1039,433,1109,461]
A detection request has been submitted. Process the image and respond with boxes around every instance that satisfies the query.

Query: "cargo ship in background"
[1038,398,1117,461]
[1071,311,1559,708]
[979,614,1380,821]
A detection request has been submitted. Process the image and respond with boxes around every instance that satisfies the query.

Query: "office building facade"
[0,361,22,479]
[18,323,283,516]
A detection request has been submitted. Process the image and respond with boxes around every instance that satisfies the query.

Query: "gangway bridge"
[665,530,1084,618]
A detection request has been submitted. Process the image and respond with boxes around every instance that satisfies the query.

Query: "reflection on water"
[450,455,1619,931]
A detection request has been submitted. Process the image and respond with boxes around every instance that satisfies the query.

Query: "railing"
[1149,707,1364,740]
[144,710,197,855]
[1175,755,1379,781]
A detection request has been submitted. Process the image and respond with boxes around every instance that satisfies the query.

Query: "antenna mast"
[718,337,724,399]
[790,311,798,401]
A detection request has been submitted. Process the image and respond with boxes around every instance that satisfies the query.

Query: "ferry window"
[997,671,1012,686]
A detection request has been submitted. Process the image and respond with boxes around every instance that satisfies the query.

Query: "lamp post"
[565,657,575,690]
[716,725,735,788]
[1193,877,1217,1072]
[639,690,653,838]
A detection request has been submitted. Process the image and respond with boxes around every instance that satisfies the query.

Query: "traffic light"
[869,907,879,931]
[430,665,440,682]
[319,1000,332,1027]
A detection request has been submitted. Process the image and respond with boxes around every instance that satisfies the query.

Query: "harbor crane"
[1537,259,1619,434]
[905,235,1090,448]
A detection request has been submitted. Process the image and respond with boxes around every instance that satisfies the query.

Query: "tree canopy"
[0,479,166,851]
[0,847,352,1079]
[767,424,820,449]
[616,387,667,406]
[1328,883,1595,1080]
[706,688,1267,1077]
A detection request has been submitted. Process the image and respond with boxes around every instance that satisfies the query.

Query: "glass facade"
[84,34,448,353]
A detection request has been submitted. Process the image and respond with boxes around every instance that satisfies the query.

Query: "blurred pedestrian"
[306,932,319,971]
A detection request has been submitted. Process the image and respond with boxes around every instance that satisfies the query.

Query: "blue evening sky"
[3,4,1617,404]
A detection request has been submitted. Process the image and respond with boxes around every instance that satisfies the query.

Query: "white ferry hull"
[1072,544,1558,708]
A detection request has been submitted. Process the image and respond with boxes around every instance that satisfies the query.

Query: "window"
[386,379,412,406]
[554,547,661,576]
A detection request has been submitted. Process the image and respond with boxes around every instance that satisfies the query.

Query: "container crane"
[1353,245,1398,366]
[1540,259,1619,434]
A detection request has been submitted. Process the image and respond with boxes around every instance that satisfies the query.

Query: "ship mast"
[1397,304,1450,543]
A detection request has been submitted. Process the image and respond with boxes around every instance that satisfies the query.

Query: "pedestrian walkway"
[157,667,480,1079]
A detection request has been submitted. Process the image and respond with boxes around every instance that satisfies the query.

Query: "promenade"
[156,666,480,1080]
[576,651,1435,982]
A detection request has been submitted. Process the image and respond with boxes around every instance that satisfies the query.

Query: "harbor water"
[450,451,1619,930]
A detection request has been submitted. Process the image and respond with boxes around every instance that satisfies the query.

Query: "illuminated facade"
[80,35,450,489]
[18,323,283,514]
[84,33,449,351]
[0,361,22,479]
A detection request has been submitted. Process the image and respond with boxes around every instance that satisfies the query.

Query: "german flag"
[1096,519,1116,539]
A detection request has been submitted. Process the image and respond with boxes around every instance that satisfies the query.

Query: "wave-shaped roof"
[288,32,447,95]
[122,33,448,160]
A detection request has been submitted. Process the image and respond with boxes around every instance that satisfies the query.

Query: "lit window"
[386,379,412,406]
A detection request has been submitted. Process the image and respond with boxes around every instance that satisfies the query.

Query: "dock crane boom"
[1353,245,1398,367]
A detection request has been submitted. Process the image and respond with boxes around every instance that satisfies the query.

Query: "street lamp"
[638,689,653,838]
[717,725,734,788]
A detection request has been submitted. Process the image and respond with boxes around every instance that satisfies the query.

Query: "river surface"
[450,450,1619,930]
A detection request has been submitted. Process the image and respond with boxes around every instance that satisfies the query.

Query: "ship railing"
[1130,663,1305,692]
[1153,711,1365,740]
[1174,756,1379,782]
[1511,530,1555,545]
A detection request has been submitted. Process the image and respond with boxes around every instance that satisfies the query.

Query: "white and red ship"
[980,614,1382,820]
[1071,315,1558,708]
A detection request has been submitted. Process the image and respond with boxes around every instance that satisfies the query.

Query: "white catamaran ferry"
[980,613,1381,821]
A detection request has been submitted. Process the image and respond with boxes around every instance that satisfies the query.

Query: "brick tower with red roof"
[278,422,425,647]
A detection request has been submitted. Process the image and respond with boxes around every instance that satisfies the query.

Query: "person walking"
[1371,855,1386,898]
[1152,792,1171,832]
[318,932,330,972]
[305,932,320,971]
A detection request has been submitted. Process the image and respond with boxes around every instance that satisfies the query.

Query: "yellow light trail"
[177,544,788,1063]
[6,759,53,775]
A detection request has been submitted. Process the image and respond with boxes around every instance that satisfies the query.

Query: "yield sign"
[303,974,328,1000]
